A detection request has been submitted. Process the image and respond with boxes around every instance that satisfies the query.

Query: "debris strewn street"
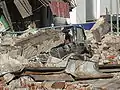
[0,0,120,90]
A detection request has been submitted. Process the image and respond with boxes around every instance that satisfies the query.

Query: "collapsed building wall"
[5,0,53,31]
[1,0,71,31]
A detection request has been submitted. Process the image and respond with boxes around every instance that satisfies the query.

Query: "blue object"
[73,22,95,30]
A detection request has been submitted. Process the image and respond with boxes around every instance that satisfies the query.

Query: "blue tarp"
[73,22,95,30]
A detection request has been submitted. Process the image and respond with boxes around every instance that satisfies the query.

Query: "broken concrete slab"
[1,36,16,46]
[0,54,25,74]
[13,29,65,60]
[3,73,15,83]
[91,17,110,42]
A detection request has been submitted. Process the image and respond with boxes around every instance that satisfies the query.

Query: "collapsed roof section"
[13,0,74,18]
[14,0,33,18]
[0,0,75,31]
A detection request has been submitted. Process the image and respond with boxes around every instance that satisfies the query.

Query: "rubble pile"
[0,29,65,73]
[90,17,110,42]
[0,75,93,90]
[91,34,120,65]
[0,20,117,89]
[89,17,120,65]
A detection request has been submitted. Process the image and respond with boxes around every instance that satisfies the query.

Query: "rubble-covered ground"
[0,17,120,89]
[0,75,93,90]
[90,34,120,65]
[89,17,120,65]
[0,29,96,90]
[0,29,65,72]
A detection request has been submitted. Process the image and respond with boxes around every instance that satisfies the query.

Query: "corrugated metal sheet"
[38,0,49,7]
[14,0,33,18]
[49,1,70,18]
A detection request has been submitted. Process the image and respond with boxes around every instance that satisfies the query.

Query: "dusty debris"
[90,34,120,65]
[0,74,94,90]
[0,29,65,72]
[0,25,116,90]
[8,76,34,90]
[14,29,64,59]
[89,19,120,65]
[1,36,16,46]
[3,73,15,84]
[0,54,25,74]
[90,54,100,62]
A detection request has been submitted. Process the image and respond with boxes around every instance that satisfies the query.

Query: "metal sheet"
[49,1,70,18]
[99,64,120,69]
[14,0,33,18]
[20,0,32,13]
[24,67,65,72]
[99,69,120,73]
[65,60,113,80]
[38,0,49,7]
[22,71,64,75]
[75,74,113,80]
[30,73,74,81]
